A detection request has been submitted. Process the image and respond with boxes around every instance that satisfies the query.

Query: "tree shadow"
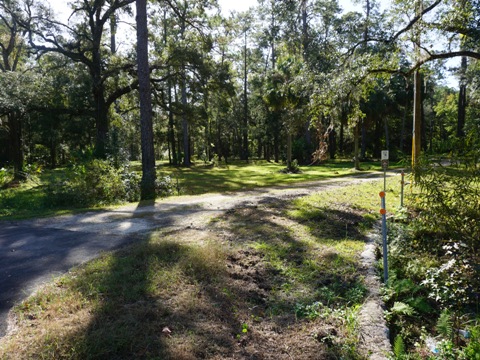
[205,200,370,358]
[3,195,370,359]
[54,239,246,359]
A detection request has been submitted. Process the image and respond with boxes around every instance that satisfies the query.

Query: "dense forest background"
[1,0,479,183]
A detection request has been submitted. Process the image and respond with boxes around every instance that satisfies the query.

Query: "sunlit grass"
[0,178,385,359]
[290,177,403,219]
[0,159,393,220]
[157,159,376,195]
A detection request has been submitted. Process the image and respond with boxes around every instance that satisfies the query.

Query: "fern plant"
[437,310,454,340]
[393,335,406,357]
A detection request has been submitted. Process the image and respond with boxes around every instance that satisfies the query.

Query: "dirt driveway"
[0,173,387,339]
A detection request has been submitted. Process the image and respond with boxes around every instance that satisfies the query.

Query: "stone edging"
[358,226,392,359]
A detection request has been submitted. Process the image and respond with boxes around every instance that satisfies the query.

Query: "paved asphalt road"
[0,223,136,337]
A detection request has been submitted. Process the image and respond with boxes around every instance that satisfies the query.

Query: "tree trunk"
[329,127,336,159]
[339,122,344,155]
[136,0,156,200]
[164,10,177,165]
[413,69,422,169]
[301,0,308,57]
[270,2,276,70]
[286,132,292,169]
[168,82,177,165]
[354,122,360,170]
[384,117,389,151]
[110,13,117,54]
[399,98,408,152]
[50,138,57,169]
[274,131,280,163]
[412,0,423,172]
[457,56,467,139]
[8,113,24,181]
[178,11,190,167]
[360,0,370,161]
[90,18,110,159]
[242,30,249,161]
[181,75,190,166]
[93,83,109,159]
[361,119,367,159]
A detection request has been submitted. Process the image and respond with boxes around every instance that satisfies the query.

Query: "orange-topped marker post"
[379,190,388,283]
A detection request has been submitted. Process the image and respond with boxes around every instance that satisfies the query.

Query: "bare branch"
[409,51,480,74]
[367,50,480,79]
[389,0,443,43]
[106,80,138,107]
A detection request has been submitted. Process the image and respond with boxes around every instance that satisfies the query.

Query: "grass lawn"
[0,159,402,220]
[157,159,391,195]
[0,178,402,359]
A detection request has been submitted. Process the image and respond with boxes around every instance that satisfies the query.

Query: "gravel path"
[0,172,394,357]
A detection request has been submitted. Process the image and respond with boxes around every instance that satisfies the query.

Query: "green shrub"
[393,335,406,358]
[387,157,480,357]
[0,167,12,188]
[464,323,480,359]
[280,159,302,174]
[44,160,140,207]
[409,159,479,310]
[29,144,51,166]
[154,175,176,197]
[121,167,141,202]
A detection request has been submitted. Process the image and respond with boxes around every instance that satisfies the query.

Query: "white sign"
[381,150,389,160]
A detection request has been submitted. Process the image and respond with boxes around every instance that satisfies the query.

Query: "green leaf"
[390,302,415,316]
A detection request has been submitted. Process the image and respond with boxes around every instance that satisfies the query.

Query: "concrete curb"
[358,227,392,359]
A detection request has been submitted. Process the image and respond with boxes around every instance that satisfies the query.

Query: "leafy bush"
[280,159,302,174]
[155,175,176,197]
[410,159,479,310]
[464,323,480,359]
[422,251,476,310]
[0,167,12,188]
[28,144,50,167]
[121,166,141,202]
[385,157,480,357]
[44,159,140,207]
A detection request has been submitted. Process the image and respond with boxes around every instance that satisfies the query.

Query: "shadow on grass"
[3,194,371,359]
[221,201,368,307]
[58,240,242,359]
[205,200,369,358]
[54,201,367,358]
[157,161,373,196]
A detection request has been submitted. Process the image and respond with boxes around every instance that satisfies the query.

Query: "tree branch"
[345,0,443,57]
[409,50,480,73]
[389,0,443,43]
[367,50,480,79]
[106,80,138,107]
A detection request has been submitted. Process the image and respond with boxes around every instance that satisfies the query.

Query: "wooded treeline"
[1,0,479,178]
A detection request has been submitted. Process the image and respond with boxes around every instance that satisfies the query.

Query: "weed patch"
[384,159,480,357]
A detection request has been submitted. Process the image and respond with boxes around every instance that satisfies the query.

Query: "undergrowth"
[385,157,480,359]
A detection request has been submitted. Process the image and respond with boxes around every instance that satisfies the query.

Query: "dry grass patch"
[0,181,386,359]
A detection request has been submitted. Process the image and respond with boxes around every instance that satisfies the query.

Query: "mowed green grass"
[0,159,396,220]
[157,160,375,195]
